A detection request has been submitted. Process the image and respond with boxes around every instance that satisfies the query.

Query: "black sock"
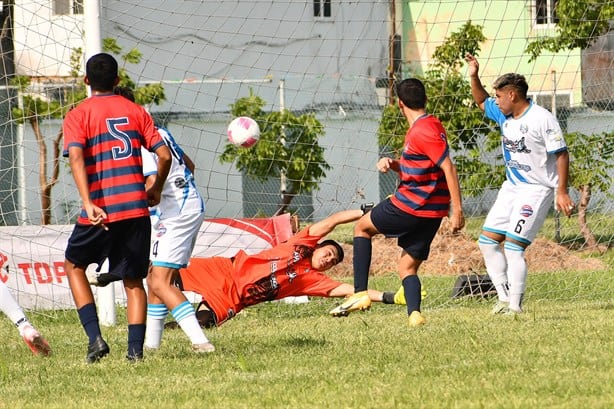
[382,292,395,304]
[78,303,101,344]
[353,237,372,292]
[127,323,146,358]
[403,275,421,314]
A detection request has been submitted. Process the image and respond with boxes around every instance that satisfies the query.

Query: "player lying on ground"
[89,208,406,329]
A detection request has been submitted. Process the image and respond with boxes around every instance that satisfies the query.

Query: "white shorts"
[150,211,205,269]
[483,181,554,245]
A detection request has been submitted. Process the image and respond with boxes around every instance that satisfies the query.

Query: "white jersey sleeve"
[141,147,157,177]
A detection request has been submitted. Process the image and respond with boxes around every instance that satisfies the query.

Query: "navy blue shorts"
[370,198,442,260]
[65,216,151,280]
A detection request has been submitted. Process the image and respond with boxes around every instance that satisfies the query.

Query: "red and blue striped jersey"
[390,114,451,218]
[63,94,165,224]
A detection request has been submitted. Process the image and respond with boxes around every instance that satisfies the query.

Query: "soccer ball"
[227,116,260,148]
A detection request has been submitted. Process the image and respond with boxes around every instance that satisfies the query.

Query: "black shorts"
[65,216,151,280]
[370,198,442,260]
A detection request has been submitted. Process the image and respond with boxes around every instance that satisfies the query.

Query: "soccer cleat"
[86,271,101,287]
[491,301,510,315]
[86,335,110,363]
[21,325,52,357]
[393,286,427,305]
[192,342,215,353]
[126,352,144,362]
[329,291,371,317]
[393,286,406,305]
[504,307,523,317]
[408,311,426,327]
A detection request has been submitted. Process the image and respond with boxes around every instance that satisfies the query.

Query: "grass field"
[1,215,612,408]
[1,268,612,409]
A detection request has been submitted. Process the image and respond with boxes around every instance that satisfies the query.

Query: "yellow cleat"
[393,286,427,305]
[329,291,371,317]
[408,311,426,327]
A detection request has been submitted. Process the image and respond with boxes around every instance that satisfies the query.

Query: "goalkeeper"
[90,208,405,329]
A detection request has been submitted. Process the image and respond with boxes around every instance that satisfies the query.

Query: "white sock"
[145,304,168,349]
[0,281,29,331]
[478,235,509,302]
[505,242,527,311]
[172,301,209,345]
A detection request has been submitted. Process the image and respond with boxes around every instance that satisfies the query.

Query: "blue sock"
[353,237,372,292]
[128,324,146,358]
[77,303,101,344]
[403,275,422,314]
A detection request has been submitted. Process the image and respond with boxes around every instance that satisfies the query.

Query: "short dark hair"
[317,239,344,264]
[492,73,529,98]
[113,85,135,103]
[395,78,427,110]
[86,53,119,92]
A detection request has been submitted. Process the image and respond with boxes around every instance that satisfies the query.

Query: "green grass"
[1,271,612,409]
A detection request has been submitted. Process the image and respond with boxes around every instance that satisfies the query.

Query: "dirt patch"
[329,218,607,277]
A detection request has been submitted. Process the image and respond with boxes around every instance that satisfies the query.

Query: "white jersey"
[142,127,205,221]
[484,98,567,189]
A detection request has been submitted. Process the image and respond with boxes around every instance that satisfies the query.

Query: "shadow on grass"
[278,335,327,348]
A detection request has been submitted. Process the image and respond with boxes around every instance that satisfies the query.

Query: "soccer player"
[62,53,171,363]
[464,53,574,314]
[110,86,214,353]
[177,208,405,327]
[0,281,51,356]
[91,208,406,326]
[330,78,464,327]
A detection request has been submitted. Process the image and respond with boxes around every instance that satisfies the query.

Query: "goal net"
[0,1,612,315]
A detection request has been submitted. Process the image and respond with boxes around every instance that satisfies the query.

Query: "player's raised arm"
[464,53,489,111]
[307,209,363,238]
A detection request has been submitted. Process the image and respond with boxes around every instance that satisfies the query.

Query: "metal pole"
[16,93,26,224]
[279,79,287,196]
[552,70,561,243]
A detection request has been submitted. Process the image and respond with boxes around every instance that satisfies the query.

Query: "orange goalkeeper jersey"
[179,228,340,325]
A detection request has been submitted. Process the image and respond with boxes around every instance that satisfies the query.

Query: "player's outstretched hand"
[464,53,479,77]
[377,157,394,173]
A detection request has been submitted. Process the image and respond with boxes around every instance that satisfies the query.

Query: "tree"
[219,89,329,216]
[526,0,614,61]
[377,21,505,198]
[10,39,164,224]
[564,130,614,249]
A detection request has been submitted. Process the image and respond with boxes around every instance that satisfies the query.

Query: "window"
[314,0,332,19]
[534,0,559,26]
[53,0,83,16]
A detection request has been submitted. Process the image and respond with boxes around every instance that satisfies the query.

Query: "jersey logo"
[156,222,167,237]
[174,177,187,188]
[286,270,297,283]
[546,128,563,141]
[520,205,534,218]
[503,136,531,154]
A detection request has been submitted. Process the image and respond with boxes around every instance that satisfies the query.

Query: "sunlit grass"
[1,271,612,409]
